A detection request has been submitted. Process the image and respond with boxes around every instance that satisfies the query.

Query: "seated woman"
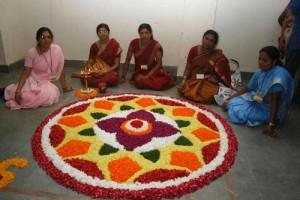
[0,27,72,110]
[72,23,122,87]
[223,46,294,139]
[120,23,176,90]
[178,30,231,103]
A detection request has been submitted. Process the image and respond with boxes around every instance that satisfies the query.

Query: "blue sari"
[227,66,294,126]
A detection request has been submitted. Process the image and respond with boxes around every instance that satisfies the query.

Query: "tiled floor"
[0,67,299,200]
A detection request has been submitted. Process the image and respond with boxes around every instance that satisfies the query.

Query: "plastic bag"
[229,59,242,90]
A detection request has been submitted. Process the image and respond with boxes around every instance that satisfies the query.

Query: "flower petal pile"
[32,93,238,199]
[0,158,29,189]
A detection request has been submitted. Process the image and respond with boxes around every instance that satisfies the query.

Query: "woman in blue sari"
[222,46,294,138]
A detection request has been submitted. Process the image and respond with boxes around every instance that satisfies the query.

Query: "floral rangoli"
[32,93,237,199]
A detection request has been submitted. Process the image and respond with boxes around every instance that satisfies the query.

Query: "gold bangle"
[15,89,21,93]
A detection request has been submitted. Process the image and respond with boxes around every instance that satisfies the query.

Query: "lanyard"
[42,48,52,72]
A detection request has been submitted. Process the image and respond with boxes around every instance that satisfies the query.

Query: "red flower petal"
[197,112,218,131]
[134,169,189,183]
[65,158,104,179]
[202,141,220,164]
[63,103,90,116]
[49,125,66,147]
[107,96,137,101]
[130,119,143,128]
[156,99,184,106]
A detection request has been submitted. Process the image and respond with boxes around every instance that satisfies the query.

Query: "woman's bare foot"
[261,128,280,139]
[62,86,73,92]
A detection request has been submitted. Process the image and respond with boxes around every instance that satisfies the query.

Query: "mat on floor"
[32,93,237,199]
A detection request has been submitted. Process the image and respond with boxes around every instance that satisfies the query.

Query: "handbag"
[229,59,242,90]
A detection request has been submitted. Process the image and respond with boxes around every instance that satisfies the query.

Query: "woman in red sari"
[72,23,122,87]
[178,30,231,103]
[120,23,175,90]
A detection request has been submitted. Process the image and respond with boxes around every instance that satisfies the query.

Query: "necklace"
[98,39,109,50]
[139,39,151,52]
[42,48,52,72]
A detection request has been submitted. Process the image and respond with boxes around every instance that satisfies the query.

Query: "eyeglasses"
[40,35,52,39]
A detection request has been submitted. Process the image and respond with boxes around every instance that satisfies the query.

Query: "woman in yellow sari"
[178,30,231,103]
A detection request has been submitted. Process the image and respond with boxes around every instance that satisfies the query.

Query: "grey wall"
[0,31,6,65]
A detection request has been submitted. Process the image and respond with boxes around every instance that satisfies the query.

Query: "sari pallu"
[130,39,176,90]
[227,66,294,126]
[81,59,119,87]
[80,39,122,87]
[180,49,231,103]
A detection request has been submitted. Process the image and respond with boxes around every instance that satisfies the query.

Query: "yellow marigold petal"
[135,98,156,108]
[0,171,14,189]
[192,127,220,142]
[0,158,29,169]
[58,116,87,127]
[57,140,91,158]
[94,100,114,110]
[0,158,29,189]
[172,107,195,117]
[171,151,201,171]
[108,157,141,183]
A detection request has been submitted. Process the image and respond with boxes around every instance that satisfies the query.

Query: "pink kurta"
[5,44,64,110]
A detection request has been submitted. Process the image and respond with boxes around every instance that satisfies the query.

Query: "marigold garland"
[74,89,98,98]
[0,158,29,189]
[32,93,238,199]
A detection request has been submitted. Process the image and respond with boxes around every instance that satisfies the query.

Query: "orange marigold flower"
[108,157,141,183]
[192,128,220,142]
[172,107,195,117]
[135,98,156,108]
[171,151,201,171]
[57,140,91,158]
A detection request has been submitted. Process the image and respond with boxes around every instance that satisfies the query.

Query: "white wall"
[0,0,286,74]
[215,0,286,73]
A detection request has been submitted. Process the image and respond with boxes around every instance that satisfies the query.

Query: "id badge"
[253,95,263,103]
[141,65,148,70]
[196,74,205,79]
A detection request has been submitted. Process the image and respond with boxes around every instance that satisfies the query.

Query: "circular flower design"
[94,110,180,152]
[32,93,238,200]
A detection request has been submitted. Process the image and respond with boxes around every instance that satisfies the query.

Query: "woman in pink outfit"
[0,27,72,110]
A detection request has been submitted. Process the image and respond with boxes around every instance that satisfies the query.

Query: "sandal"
[62,86,73,92]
